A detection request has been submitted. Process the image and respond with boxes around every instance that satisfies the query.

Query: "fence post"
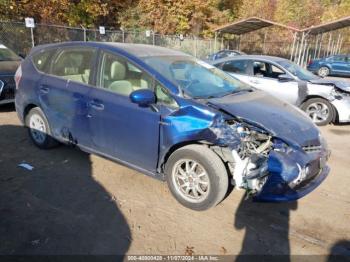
[152,31,155,45]
[290,32,297,61]
[194,36,197,57]
[80,25,87,41]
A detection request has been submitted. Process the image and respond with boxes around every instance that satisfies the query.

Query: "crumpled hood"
[309,78,350,93]
[0,60,20,75]
[207,90,320,147]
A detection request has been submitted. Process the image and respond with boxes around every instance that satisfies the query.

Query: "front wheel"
[301,98,334,126]
[165,145,229,211]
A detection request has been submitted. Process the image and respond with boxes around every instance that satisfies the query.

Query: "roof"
[29,42,189,58]
[214,17,300,34]
[303,16,350,35]
[101,42,188,57]
[210,55,288,65]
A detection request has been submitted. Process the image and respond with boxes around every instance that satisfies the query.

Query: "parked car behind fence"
[212,55,350,126]
[307,54,350,77]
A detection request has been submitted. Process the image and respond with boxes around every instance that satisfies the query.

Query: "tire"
[165,144,229,211]
[301,98,334,126]
[318,66,330,77]
[25,107,59,149]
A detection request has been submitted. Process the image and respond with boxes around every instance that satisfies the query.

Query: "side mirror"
[278,74,294,82]
[130,89,156,107]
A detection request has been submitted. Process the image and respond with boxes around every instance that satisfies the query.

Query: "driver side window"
[98,51,152,96]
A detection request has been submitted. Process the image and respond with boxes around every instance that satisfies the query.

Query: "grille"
[303,145,322,153]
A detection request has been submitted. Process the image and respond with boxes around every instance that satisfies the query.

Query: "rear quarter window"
[32,49,55,73]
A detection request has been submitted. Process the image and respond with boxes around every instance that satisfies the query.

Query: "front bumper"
[253,147,330,202]
[0,75,15,104]
[331,96,350,123]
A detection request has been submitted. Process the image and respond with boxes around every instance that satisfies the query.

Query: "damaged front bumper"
[331,95,350,123]
[253,146,330,202]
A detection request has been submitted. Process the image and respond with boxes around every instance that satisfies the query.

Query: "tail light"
[14,65,22,89]
[308,60,313,66]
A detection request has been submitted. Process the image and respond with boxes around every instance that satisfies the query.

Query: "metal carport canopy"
[303,16,350,35]
[214,16,300,34]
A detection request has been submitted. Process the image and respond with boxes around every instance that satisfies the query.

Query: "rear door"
[86,50,161,172]
[247,60,299,105]
[38,46,97,146]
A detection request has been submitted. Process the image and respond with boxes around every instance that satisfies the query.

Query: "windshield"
[142,55,251,99]
[277,60,319,81]
[0,44,21,61]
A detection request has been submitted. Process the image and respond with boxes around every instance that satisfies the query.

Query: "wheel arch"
[23,103,39,121]
[159,140,229,174]
[301,95,338,123]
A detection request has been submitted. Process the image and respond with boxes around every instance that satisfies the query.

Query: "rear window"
[222,60,249,74]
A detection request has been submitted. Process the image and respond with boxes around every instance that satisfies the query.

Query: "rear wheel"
[301,98,334,126]
[25,107,59,149]
[165,145,228,211]
[318,66,330,77]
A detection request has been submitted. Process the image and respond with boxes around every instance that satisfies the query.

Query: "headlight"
[273,138,291,153]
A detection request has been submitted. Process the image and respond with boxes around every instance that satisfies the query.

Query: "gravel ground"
[0,84,350,259]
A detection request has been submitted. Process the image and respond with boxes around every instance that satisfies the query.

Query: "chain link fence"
[0,21,222,59]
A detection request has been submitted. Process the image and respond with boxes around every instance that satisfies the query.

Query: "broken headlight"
[273,138,291,153]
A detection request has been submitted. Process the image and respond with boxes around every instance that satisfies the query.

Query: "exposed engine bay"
[211,117,274,195]
[227,120,273,195]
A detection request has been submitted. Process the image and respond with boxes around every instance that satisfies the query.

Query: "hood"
[309,78,350,93]
[207,90,320,147]
[0,60,20,75]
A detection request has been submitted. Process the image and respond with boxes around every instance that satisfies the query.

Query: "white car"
[211,55,350,126]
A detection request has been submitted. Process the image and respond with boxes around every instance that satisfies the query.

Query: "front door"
[87,50,160,172]
[248,61,299,105]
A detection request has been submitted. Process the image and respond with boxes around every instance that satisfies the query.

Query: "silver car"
[212,55,350,125]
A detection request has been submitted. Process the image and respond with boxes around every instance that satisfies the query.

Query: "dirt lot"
[0,102,350,258]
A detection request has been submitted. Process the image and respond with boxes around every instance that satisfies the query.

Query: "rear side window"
[222,60,249,74]
[32,49,55,73]
[51,48,96,85]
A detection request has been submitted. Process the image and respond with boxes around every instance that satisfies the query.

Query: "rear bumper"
[307,66,318,73]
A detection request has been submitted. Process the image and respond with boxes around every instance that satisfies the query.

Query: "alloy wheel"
[306,102,330,124]
[29,113,47,144]
[172,159,210,203]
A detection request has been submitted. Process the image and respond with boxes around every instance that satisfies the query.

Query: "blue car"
[307,54,350,77]
[15,42,330,210]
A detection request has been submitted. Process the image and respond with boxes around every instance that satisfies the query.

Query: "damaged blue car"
[15,42,330,210]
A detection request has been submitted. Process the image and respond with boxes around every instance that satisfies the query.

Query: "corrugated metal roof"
[214,17,300,34]
[302,16,350,35]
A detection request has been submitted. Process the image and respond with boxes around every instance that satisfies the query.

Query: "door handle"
[89,100,104,111]
[39,85,49,94]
